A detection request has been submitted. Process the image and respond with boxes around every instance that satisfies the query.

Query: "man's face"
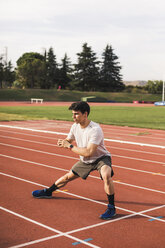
[72,110,87,124]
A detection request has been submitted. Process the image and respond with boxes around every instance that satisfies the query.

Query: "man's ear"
[84,111,88,118]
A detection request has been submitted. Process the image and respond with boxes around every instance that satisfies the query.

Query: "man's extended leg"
[55,171,79,188]
[99,165,116,219]
[32,171,79,198]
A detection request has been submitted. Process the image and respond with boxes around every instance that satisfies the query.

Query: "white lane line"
[113,164,165,177]
[103,130,165,141]
[1,129,165,156]
[107,145,165,157]
[0,125,67,135]
[1,141,165,170]
[112,154,165,165]
[2,150,164,179]
[0,142,78,161]
[104,138,165,149]
[0,153,69,173]
[8,234,62,248]
[1,135,165,164]
[0,129,59,141]
[0,206,100,248]
[6,204,165,248]
[0,135,58,147]
[8,234,61,248]
[114,180,165,194]
[1,140,165,175]
[0,125,164,148]
[1,172,165,218]
[102,125,165,135]
[1,172,165,248]
[1,154,165,194]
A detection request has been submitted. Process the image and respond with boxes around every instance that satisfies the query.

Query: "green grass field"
[0,88,162,102]
[0,105,165,130]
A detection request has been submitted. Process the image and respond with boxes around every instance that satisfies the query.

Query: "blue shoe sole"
[32,191,52,199]
[99,213,116,220]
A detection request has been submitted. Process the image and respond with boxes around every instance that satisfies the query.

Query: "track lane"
[0,132,165,164]
[1,122,165,147]
[0,171,165,248]
[0,132,164,167]
[0,122,165,247]
[1,150,165,211]
[1,128,165,155]
[1,144,165,194]
[0,132,165,195]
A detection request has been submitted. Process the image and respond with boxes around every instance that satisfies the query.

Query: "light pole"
[162,77,165,102]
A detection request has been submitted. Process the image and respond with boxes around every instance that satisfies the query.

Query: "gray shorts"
[71,156,114,180]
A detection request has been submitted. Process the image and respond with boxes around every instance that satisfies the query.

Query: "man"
[32,101,116,220]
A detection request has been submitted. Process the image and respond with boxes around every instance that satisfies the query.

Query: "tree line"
[0,59,15,88]
[0,42,163,93]
[1,43,124,91]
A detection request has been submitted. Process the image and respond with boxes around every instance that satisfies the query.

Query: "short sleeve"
[66,124,75,141]
[88,127,103,145]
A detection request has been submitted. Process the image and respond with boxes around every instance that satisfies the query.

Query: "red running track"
[0,120,165,248]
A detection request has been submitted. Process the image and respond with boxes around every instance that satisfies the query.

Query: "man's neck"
[80,119,90,129]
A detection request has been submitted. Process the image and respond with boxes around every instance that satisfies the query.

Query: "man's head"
[69,101,90,125]
[69,101,90,116]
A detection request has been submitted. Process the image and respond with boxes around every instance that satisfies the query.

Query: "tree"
[100,45,124,91]
[39,50,47,89]
[0,57,4,88]
[74,43,100,91]
[46,47,59,89]
[16,52,45,88]
[3,61,15,87]
[59,53,73,89]
[145,80,163,94]
[0,57,15,88]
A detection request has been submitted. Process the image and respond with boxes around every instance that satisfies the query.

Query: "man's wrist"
[69,144,74,150]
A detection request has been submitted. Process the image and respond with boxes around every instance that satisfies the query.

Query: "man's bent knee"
[100,165,112,178]
[65,171,78,182]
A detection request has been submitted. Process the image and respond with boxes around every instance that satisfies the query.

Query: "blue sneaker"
[100,204,116,220]
[32,189,52,198]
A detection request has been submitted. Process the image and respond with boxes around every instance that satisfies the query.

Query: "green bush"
[12,80,24,89]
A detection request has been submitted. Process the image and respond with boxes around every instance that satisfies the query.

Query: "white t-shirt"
[67,121,111,163]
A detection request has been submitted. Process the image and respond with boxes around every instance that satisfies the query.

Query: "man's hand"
[57,139,70,149]
[57,139,98,157]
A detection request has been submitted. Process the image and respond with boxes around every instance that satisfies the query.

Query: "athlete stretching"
[32,101,116,219]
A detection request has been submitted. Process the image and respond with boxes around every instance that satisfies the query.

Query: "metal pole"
[5,47,8,64]
[162,79,165,102]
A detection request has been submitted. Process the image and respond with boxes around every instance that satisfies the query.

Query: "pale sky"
[0,0,165,81]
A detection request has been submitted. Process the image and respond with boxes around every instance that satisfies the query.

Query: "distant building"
[123,81,147,87]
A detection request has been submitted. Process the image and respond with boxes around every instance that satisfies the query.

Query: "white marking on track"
[5,203,165,248]
[0,140,165,167]
[1,155,165,194]
[0,125,164,148]
[1,129,164,156]
[0,172,165,219]
[0,206,100,248]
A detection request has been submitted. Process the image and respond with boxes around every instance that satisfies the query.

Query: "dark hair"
[69,101,90,116]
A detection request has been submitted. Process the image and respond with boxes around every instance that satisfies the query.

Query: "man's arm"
[57,139,98,157]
